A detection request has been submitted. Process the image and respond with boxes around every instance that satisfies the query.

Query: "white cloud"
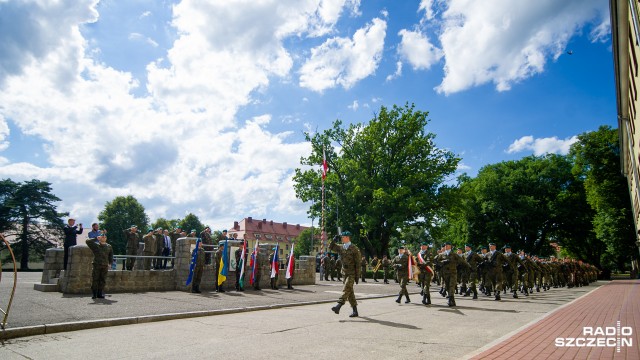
[0,116,9,151]
[386,61,402,81]
[299,17,387,92]
[457,162,471,171]
[418,0,435,21]
[398,29,443,70]
[128,33,159,47]
[0,0,361,229]
[435,0,609,94]
[507,135,578,156]
[348,100,359,111]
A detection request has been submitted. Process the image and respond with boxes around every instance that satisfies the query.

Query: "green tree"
[294,103,459,257]
[97,196,149,255]
[151,218,181,231]
[447,155,592,257]
[179,213,204,236]
[293,227,317,257]
[0,179,67,270]
[570,125,636,270]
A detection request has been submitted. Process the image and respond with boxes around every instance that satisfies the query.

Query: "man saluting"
[329,231,361,318]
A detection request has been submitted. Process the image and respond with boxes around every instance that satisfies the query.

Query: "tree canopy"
[97,195,149,255]
[293,103,459,257]
[0,179,66,269]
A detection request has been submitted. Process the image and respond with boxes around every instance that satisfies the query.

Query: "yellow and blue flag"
[218,238,229,285]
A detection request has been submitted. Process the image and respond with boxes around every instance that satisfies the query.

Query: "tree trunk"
[20,210,30,270]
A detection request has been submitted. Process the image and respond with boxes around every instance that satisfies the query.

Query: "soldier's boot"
[495,293,501,301]
[426,293,431,305]
[463,288,471,297]
[422,294,428,305]
[97,290,105,299]
[196,286,202,293]
[447,296,456,307]
[92,290,97,299]
[374,279,379,282]
[331,303,343,314]
[512,290,518,299]
[536,286,540,292]
[349,307,359,318]
[404,294,411,304]
[503,289,507,294]
[472,290,478,300]
[395,295,402,303]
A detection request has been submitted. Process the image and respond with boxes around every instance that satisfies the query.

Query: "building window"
[255,234,261,239]
[286,245,289,250]
[276,236,283,240]
[265,234,273,240]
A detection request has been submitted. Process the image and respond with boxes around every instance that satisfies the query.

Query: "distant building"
[611,0,640,252]
[228,217,317,256]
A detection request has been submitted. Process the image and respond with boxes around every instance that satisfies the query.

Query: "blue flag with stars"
[186,238,201,286]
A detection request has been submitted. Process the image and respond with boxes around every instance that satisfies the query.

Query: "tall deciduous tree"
[0,179,66,270]
[294,103,459,257]
[179,213,204,236]
[98,196,149,255]
[293,227,317,257]
[570,125,637,270]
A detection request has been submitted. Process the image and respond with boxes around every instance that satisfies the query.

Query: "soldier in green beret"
[329,231,362,317]
[142,228,156,270]
[123,225,140,270]
[416,242,435,305]
[191,240,205,293]
[435,242,464,306]
[86,232,113,299]
[393,246,411,304]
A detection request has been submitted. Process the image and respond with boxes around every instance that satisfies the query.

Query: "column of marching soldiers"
[321,241,599,307]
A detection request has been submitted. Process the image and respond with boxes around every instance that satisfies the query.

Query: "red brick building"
[228,217,312,256]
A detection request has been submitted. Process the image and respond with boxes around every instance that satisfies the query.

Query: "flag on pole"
[286,243,295,279]
[239,240,247,288]
[270,243,279,278]
[185,238,201,286]
[218,238,229,286]
[250,240,259,286]
[322,147,328,179]
[407,251,414,280]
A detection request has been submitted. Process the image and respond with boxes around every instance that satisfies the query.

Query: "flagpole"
[321,145,326,254]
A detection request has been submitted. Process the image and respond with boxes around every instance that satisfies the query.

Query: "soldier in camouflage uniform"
[483,242,509,301]
[463,244,484,299]
[322,253,331,281]
[435,242,465,306]
[329,231,362,318]
[335,255,342,281]
[329,255,336,281]
[382,255,391,284]
[153,228,164,270]
[123,225,140,271]
[416,242,434,305]
[370,256,380,282]
[360,255,368,283]
[519,250,538,296]
[86,233,113,299]
[142,228,156,270]
[503,244,526,298]
[215,243,226,292]
[393,246,411,304]
[170,226,182,267]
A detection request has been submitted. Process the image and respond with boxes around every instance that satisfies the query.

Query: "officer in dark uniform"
[86,232,113,299]
[329,231,362,317]
[63,218,83,271]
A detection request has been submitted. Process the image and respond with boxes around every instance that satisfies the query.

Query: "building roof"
[229,217,308,243]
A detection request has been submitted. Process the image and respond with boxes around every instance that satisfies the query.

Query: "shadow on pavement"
[341,316,421,330]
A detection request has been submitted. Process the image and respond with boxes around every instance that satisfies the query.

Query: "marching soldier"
[86,232,113,299]
[360,255,368,283]
[123,225,140,270]
[503,244,526,298]
[463,244,484,299]
[335,255,342,281]
[329,231,362,318]
[416,242,435,305]
[483,242,509,300]
[435,242,465,307]
[393,246,411,304]
[382,255,391,284]
[370,256,380,282]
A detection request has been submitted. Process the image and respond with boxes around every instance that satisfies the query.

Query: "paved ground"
[0,272,624,359]
[467,279,640,360]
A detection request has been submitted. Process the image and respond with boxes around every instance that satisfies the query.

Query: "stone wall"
[45,237,315,294]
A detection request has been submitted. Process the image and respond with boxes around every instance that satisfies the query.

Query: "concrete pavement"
[0,272,610,360]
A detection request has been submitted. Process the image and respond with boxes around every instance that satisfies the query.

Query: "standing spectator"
[162,229,172,269]
[86,232,113,299]
[87,223,101,239]
[123,225,140,270]
[191,241,205,293]
[63,218,83,271]
[154,228,164,270]
[214,243,226,292]
[235,235,247,291]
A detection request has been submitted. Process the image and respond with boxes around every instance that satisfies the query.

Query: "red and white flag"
[286,243,295,279]
[322,147,328,179]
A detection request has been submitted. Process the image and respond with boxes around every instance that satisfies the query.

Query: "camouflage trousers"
[91,264,109,292]
[442,270,457,297]
[398,276,409,296]
[418,271,432,294]
[486,269,504,292]
[338,275,357,307]
[126,247,137,270]
[193,264,203,287]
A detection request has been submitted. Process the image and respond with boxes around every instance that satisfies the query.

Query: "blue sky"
[0,0,613,230]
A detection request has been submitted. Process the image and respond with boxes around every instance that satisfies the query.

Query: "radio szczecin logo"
[555,321,633,352]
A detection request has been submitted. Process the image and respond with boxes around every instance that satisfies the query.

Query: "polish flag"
[322,148,328,179]
[286,243,295,279]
